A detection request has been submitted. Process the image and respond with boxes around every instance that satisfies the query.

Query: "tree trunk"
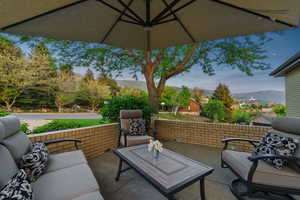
[148,89,160,113]
[4,101,12,112]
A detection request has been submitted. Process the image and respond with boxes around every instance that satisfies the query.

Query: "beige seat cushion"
[222,150,300,189]
[120,135,152,147]
[32,164,99,200]
[46,150,87,173]
[72,191,104,200]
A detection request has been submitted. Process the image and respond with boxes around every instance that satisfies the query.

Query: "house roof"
[270,51,300,77]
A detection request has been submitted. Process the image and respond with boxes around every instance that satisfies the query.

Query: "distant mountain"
[116,80,285,104]
[116,80,148,91]
[232,90,285,104]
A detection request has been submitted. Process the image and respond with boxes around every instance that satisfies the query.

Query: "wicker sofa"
[0,116,104,200]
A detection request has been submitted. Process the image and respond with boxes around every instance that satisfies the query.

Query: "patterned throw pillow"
[128,119,146,136]
[0,169,33,200]
[255,131,299,169]
[19,142,48,182]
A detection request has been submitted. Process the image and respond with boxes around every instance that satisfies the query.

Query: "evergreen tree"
[84,68,95,82]
[192,87,204,105]
[212,83,234,115]
[97,73,120,96]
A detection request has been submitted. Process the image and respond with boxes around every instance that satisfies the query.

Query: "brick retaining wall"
[155,120,270,152]
[28,120,271,158]
[29,123,118,159]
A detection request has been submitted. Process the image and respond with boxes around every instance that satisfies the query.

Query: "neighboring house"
[178,99,201,115]
[270,51,300,117]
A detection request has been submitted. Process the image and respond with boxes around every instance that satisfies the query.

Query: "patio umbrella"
[0,0,299,50]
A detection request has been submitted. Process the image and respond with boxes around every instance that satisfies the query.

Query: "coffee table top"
[114,144,214,195]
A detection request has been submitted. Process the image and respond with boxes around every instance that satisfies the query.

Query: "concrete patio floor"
[88,142,299,200]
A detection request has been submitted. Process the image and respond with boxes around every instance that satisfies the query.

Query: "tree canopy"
[8,32,274,111]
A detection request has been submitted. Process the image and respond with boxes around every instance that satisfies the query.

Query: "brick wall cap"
[28,123,118,138]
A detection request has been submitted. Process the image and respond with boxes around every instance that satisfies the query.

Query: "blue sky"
[73,27,300,93]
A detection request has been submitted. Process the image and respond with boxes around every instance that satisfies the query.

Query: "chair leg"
[230,179,296,200]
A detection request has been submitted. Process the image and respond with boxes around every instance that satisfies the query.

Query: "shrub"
[100,95,155,122]
[32,119,109,134]
[21,123,31,134]
[273,104,286,116]
[0,109,10,117]
[232,109,251,124]
[202,99,226,122]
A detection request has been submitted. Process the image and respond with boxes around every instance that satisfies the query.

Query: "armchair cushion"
[128,119,146,136]
[255,131,299,169]
[222,150,300,189]
[120,135,152,147]
[19,142,49,182]
[0,169,33,200]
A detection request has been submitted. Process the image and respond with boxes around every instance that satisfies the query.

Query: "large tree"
[212,83,234,115]
[19,34,271,112]
[0,37,53,111]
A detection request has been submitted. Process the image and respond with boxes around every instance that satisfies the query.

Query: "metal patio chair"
[118,110,156,147]
[221,117,300,200]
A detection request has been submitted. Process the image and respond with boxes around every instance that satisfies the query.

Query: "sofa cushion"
[0,145,19,189]
[0,169,33,200]
[2,131,32,162]
[222,150,300,189]
[46,150,87,173]
[32,164,99,200]
[0,122,5,142]
[20,142,49,182]
[120,135,152,147]
[72,191,104,200]
[0,116,21,139]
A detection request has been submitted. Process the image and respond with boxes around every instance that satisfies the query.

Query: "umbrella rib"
[153,0,196,23]
[101,0,135,43]
[159,0,196,43]
[210,0,296,27]
[118,0,145,24]
[152,0,181,23]
[0,0,90,30]
[96,0,143,24]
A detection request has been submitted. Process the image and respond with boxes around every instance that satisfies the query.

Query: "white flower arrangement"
[148,139,163,153]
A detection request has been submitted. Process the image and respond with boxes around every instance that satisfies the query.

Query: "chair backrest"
[119,110,143,130]
[0,116,32,163]
[0,121,19,189]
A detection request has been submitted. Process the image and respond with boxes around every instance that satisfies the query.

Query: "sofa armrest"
[222,138,260,149]
[44,139,81,150]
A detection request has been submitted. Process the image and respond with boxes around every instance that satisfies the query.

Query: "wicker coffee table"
[114,144,214,200]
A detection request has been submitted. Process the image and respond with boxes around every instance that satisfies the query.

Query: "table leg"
[115,158,123,181]
[200,178,205,200]
[167,194,176,200]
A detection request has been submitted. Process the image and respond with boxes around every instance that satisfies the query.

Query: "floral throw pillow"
[128,119,146,136]
[255,131,299,169]
[0,169,33,200]
[19,142,49,182]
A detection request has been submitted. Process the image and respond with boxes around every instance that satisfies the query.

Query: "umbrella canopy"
[0,0,299,50]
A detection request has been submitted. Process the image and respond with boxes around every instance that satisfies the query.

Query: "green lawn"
[32,118,111,134]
